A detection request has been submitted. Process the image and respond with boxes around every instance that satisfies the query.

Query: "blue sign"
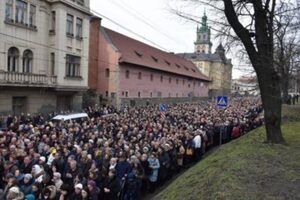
[216,96,228,108]
[159,104,167,112]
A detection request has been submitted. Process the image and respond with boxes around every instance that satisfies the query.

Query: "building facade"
[89,19,210,107]
[231,76,260,96]
[177,13,232,97]
[0,0,91,114]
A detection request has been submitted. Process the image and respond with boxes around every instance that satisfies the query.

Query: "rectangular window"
[160,76,163,82]
[126,70,129,79]
[12,97,27,115]
[76,18,83,38]
[5,0,13,20]
[138,72,142,80]
[65,54,80,77]
[150,74,153,81]
[125,91,128,97]
[66,14,74,36]
[16,0,27,24]
[169,77,172,83]
[50,53,55,75]
[77,0,84,5]
[50,11,56,32]
[29,5,36,26]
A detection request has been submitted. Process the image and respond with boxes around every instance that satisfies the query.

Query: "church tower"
[194,12,212,54]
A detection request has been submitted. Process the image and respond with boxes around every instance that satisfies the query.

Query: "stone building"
[89,19,210,108]
[0,0,92,114]
[177,13,233,97]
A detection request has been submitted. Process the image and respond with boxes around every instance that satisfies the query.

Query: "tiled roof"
[177,52,231,64]
[101,27,210,81]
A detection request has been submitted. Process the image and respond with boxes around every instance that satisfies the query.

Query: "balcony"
[0,71,57,87]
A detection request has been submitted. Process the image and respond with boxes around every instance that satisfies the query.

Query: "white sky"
[90,0,244,78]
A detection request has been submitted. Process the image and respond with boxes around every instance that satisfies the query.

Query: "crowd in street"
[0,97,263,200]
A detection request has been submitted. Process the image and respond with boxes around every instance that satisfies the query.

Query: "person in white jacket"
[193,131,202,161]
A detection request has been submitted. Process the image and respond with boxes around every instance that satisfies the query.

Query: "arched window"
[23,49,33,73]
[7,47,19,72]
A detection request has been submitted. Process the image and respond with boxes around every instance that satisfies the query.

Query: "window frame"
[76,17,83,39]
[65,54,81,77]
[66,14,74,36]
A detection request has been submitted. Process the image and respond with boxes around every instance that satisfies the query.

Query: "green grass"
[155,105,300,200]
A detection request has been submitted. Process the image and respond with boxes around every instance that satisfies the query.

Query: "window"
[105,91,108,97]
[5,0,13,20]
[16,0,27,24]
[22,49,33,73]
[150,74,153,81]
[126,70,129,78]
[151,56,158,62]
[7,47,19,72]
[65,55,80,77]
[138,72,142,79]
[105,68,110,78]
[76,18,83,38]
[50,11,56,32]
[169,77,172,83]
[183,80,185,85]
[168,93,171,97]
[12,97,27,115]
[150,92,152,97]
[66,14,74,36]
[160,75,163,82]
[29,5,36,27]
[176,79,179,84]
[77,0,84,5]
[125,91,128,97]
[138,92,141,98]
[50,53,55,75]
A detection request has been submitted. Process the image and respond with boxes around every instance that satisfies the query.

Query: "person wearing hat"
[20,173,34,195]
[71,183,83,200]
[6,186,24,200]
[87,180,100,200]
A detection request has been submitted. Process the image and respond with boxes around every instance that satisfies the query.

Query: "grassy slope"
[156,105,300,200]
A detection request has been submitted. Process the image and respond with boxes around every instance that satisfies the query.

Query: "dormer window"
[151,56,158,62]
[175,64,181,68]
[134,50,143,57]
[164,60,171,66]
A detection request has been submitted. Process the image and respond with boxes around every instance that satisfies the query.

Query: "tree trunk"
[256,61,285,144]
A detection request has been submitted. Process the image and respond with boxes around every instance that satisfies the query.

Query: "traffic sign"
[216,96,228,108]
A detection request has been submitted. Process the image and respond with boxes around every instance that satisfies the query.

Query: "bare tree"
[170,0,300,143]
[273,1,300,103]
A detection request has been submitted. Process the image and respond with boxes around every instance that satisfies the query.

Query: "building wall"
[192,59,232,96]
[96,28,122,98]
[0,88,57,115]
[0,0,91,113]
[88,17,101,90]
[118,64,209,99]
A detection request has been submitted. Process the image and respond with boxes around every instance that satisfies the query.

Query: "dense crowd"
[0,98,263,200]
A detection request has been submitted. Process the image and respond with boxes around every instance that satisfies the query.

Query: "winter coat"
[102,176,120,200]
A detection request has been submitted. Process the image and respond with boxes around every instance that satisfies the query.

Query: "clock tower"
[194,12,212,54]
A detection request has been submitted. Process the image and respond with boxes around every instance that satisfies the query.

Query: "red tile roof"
[101,27,210,81]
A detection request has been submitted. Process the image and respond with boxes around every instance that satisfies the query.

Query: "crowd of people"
[0,97,263,200]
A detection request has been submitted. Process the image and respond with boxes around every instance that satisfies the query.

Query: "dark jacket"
[102,176,120,200]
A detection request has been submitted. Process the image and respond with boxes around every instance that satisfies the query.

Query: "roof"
[101,27,210,81]
[177,52,232,64]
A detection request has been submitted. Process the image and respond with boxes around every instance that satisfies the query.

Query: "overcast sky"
[90,0,243,78]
